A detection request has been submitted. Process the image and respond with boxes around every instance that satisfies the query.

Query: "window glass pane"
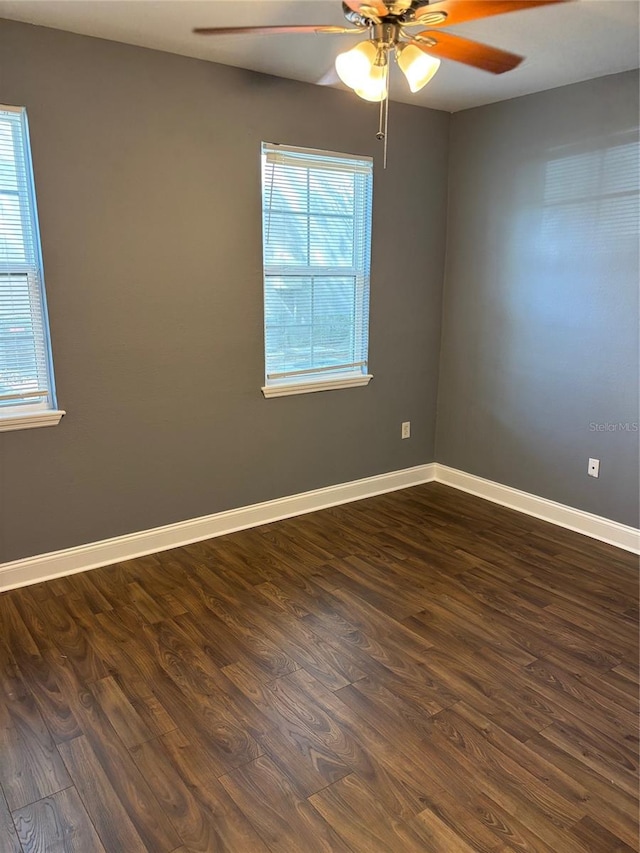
[0,272,44,405]
[310,215,354,267]
[263,212,308,266]
[264,276,358,375]
[265,163,308,213]
[265,275,313,374]
[264,276,312,327]
[312,277,356,366]
[0,121,19,193]
[0,192,27,264]
[309,170,353,215]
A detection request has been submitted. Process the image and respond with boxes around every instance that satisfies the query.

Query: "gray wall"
[436,71,640,527]
[1,19,637,562]
[0,19,450,562]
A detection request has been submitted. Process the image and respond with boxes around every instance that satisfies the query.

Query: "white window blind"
[0,105,57,418]
[261,142,373,395]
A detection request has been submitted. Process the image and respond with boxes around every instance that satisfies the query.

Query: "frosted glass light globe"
[355,64,388,102]
[335,41,378,90]
[397,44,440,93]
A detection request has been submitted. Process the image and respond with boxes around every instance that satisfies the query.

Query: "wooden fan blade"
[193,25,356,36]
[342,0,389,17]
[412,0,570,28]
[411,31,523,73]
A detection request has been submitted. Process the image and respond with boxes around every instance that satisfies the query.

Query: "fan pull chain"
[383,69,389,169]
[376,60,390,169]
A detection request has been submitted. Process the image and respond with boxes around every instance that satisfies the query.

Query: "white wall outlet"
[588,458,600,478]
[401,421,411,439]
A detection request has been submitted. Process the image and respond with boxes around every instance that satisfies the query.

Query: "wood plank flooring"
[0,482,637,852]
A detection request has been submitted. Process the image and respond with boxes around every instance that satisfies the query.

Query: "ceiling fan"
[194,1,570,97]
[194,1,570,163]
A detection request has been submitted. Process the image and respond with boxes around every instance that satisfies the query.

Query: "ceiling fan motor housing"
[372,22,401,46]
[341,1,447,28]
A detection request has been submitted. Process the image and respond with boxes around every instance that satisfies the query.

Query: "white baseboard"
[435,464,640,555]
[1,461,637,593]
[0,464,436,592]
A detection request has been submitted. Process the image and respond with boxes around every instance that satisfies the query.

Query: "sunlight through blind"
[542,139,640,247]
[0,106,55,411]
[261,143,373,389]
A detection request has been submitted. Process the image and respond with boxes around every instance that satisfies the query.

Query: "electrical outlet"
[588,458,600,478]
[401,421,411,439]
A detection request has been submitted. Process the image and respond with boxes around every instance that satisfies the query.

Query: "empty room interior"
[0,0,639,850]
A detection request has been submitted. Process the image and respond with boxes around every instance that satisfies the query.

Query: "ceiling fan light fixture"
[335,42,389,102]
[397,43,440,92]
[354,57,388,102]
[335,40,378,90]
[354,84,386,102]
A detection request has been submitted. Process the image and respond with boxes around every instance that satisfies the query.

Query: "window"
[0,105,62,431]
[261,142,373,398]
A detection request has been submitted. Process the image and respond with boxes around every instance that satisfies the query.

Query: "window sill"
[262,374,372,399]
[0,409,66,433]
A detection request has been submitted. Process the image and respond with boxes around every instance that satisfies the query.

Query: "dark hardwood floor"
[0,482,638,852]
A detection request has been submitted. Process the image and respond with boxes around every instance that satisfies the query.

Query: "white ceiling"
[1,0,638,112]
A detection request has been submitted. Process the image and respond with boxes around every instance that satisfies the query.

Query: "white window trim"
[262,373,372,399]
[1,104,61,431]
[261,142,373,399]
[0,408,65,432]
